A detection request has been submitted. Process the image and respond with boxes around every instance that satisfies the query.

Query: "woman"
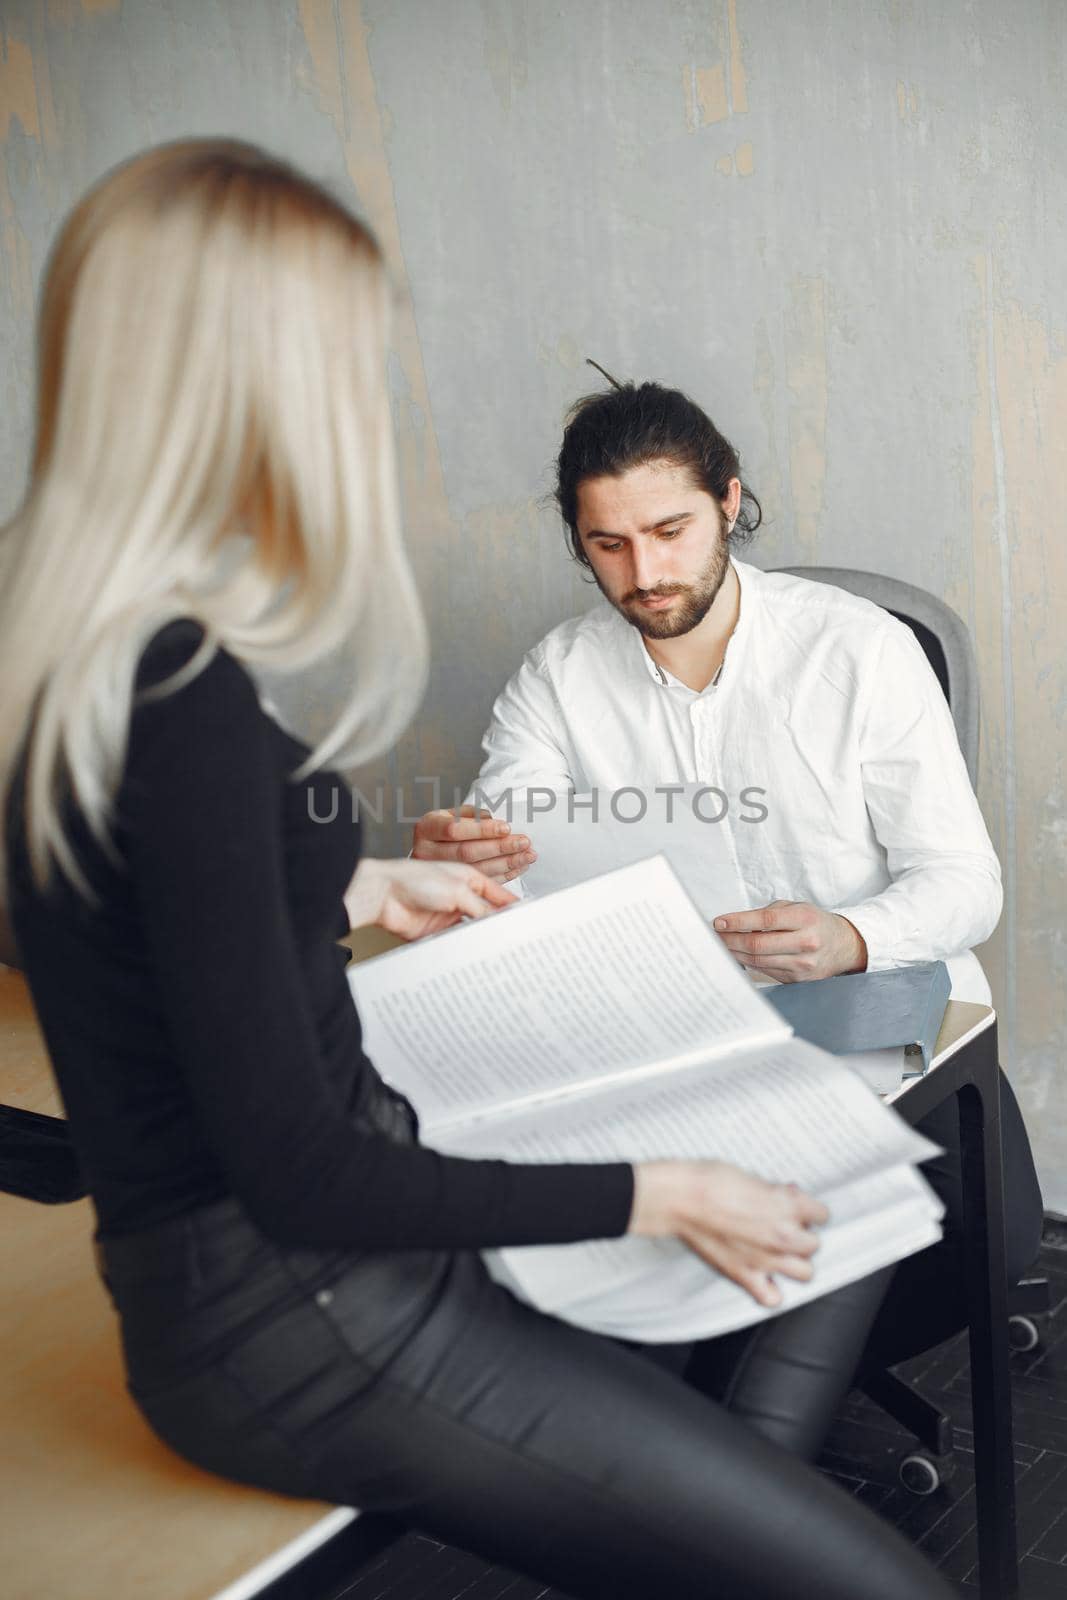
[0,140,954,1600]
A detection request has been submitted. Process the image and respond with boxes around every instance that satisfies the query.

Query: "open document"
[348,856,943,1341]
[503,788,908,1094]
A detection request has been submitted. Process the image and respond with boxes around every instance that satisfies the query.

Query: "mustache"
[623,584,688,603]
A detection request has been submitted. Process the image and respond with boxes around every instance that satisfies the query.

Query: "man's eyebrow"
[584,512,695,540]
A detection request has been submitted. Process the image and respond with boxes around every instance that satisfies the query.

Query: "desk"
[889,1000,1017,1600]
[0,964,397,1600]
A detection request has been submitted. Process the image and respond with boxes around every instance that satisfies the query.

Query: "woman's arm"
[123,633,633,1253]
[343,855,516,941]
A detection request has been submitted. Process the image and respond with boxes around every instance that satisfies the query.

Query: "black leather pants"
[97,1086,955,1600]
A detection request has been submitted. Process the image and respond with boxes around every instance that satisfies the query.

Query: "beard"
[596,536,731,639]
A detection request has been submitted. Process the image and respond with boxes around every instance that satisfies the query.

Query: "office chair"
[773,565,1049,1494]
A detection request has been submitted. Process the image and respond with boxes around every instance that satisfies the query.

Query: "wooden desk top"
[0,962,350,1600]
[930,998,995,1065]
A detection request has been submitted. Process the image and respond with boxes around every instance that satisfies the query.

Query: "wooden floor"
[322,1227,1067,1600]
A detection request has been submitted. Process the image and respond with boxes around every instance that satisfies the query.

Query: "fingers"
[469,873,519,910]
[454,836,531,867]
[454,888,496,920]
[721,930,811,959]
[413,811,537,875]
[709,1250,787,1308]
[687,1239,815,1307]
[763,1253,815,1282]
[733,956,805,980]
[764,1183,829,1238]
[723,1192,826,1262]
[417,840,534,875]
[443,815,512,844]
[416,807,521,845]
[415,808,509,844]
[731,1237,818,1279]
[418,863,520,920]
[674,1165,830,1305]
[732,1266,784,1308]
[714,902,806,936]
[785,1185,830,1227]
[771,1222,820,1256]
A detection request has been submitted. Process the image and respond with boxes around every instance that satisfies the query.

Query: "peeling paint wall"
[1,0,1065,1207]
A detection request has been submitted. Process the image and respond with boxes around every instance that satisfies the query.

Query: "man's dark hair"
[554,373,762,569]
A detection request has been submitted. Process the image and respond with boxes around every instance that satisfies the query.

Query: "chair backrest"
[769,567,980,789]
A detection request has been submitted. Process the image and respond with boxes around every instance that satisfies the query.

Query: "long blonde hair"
[0,139,428,905]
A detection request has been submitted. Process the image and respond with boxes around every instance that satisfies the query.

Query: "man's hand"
[713,900,867,982]
[344,858,518,942]
[412,804,537,883]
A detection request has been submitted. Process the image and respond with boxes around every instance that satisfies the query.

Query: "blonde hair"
[0,138,428,905]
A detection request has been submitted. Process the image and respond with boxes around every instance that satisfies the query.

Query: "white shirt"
[467,559,1001,1002]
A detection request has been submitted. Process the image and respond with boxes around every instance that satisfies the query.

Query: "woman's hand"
[629,1160,829,1308]
[343,857,518,942]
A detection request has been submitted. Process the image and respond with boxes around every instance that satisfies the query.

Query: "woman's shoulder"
[131,617,265,747]
[135,616,255,696]
[136,616,210,691]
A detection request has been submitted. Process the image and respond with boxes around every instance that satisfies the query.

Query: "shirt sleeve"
[123,635,633,1251]
[831,620,1003,970]
[464,649,576,899]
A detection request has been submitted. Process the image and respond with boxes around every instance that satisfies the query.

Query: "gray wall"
[2,0,1065,1209]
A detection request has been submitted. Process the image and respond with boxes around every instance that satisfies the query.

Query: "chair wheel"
[1008,1314,1041,1352]
[899,1453,945,1495]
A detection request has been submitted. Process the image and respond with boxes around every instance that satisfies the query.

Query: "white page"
[550,1168,943,1328]
[484,1165,943,1342]
[840,1047,908,1096]
[348,855,789,1132]
[814,1164,943,1229]
[501,787,749,922]
[483,1164,940,1337]
[563,1213,944,1343]
[434,1036,940,1311]
[434,1036,939,1187]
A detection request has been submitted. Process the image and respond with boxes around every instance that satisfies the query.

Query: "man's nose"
[630,541,660,592]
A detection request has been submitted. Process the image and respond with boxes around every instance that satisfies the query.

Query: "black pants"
[97,1085,955,1600]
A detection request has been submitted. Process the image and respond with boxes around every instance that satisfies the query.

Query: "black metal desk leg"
[959,1022,1018,1600]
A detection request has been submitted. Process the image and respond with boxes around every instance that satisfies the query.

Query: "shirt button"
[315,1288,334,1308]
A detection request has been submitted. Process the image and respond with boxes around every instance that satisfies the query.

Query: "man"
[414,377,1042,1370]
[415,378,1000,1001]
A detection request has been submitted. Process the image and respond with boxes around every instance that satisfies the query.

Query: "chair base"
[861,1277,1051,1493]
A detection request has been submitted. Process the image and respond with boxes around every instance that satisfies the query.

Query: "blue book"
[762,961,952,1072]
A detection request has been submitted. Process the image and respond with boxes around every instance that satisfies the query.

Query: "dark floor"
[325,1227,1067,1600]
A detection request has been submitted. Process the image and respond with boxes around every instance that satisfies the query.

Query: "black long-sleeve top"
[5,621,634,1248]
